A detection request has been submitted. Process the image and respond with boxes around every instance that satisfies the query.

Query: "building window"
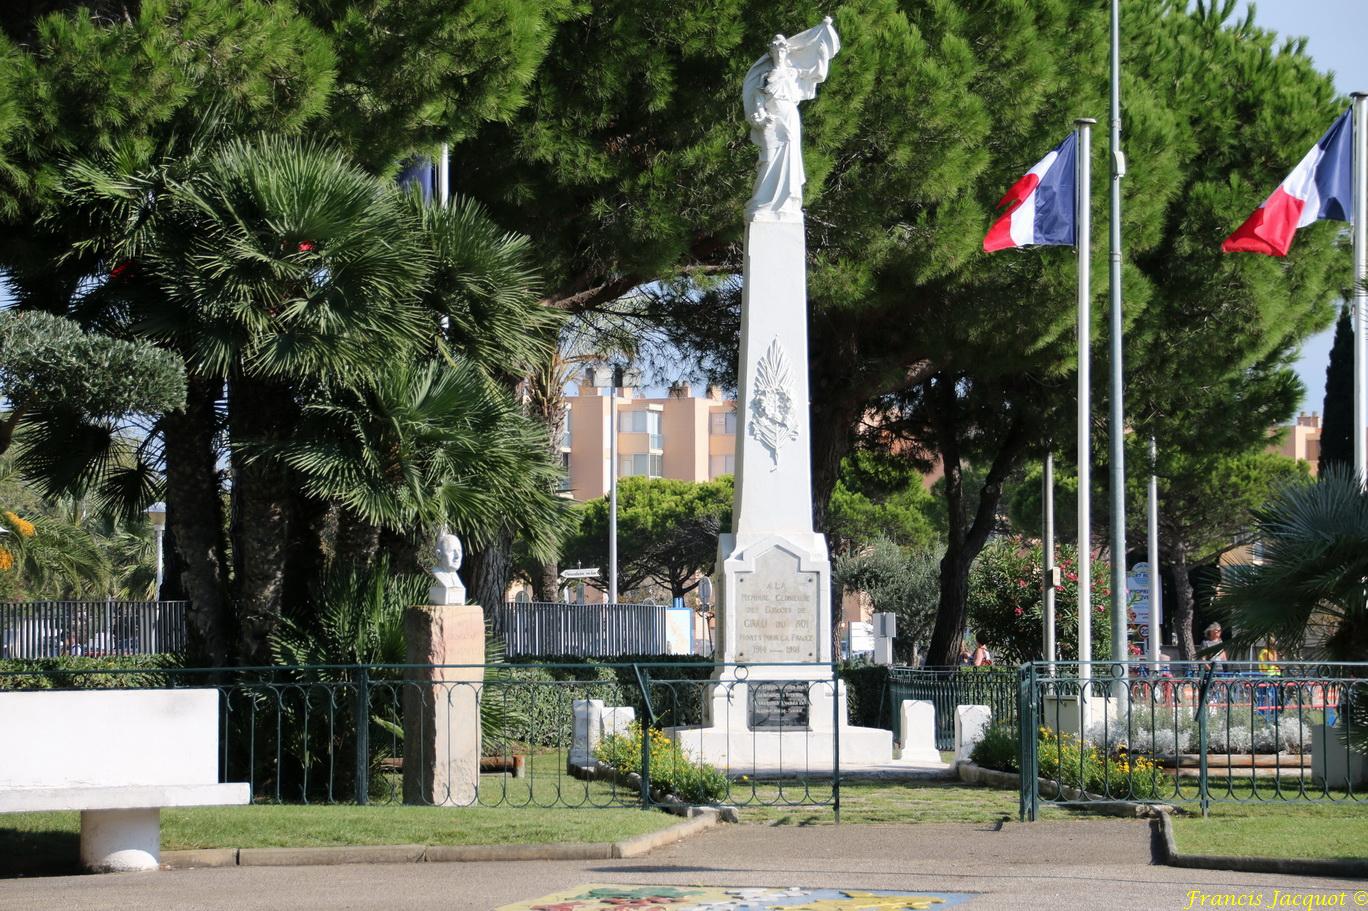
[560,409,571,450]
[620,410,663,450]
[620,453,664,478]
[557,451,571,491]
[620,409,662,434]
[709,454,735,478]
[709,411,737,435]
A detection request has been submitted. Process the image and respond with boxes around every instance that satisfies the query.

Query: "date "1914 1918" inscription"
[734,548,817,662]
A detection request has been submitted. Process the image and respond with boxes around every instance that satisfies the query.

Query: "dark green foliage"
[0,311,185,458]
[835,538,939,662]
[506,654,714,736]
[827,452,939,554]
[837,663,889,730]
[0,654,176,690]
[969,724,1018,774]
[297,0,573,167]
[1319,305,1354,477]
[562,476,733,600]
[30,135,567,663]
[271,558,425,668]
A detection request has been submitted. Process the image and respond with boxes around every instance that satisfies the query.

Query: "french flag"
[984,132,1078,252]
[1222,108,1353,256]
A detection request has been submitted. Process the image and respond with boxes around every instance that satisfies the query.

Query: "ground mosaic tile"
[495,884,974,911]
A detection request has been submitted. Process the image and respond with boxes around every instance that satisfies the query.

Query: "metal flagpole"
[1352,93,1367,483]
[609,382,619,604]
[1043,451,1057,676]
[1147,436,1162,671]
[439,143,451,207]
[1076,117,1095,731]
[1108,0,1129,671]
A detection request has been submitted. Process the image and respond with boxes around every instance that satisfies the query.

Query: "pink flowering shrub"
[968,536,1112,666]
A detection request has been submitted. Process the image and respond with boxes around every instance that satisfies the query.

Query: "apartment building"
[560,380,738,500]
[1275,411,1323,471]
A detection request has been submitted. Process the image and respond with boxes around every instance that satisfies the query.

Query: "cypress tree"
[1319,304,1354,475]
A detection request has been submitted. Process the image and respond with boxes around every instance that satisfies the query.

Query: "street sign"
[697,576,713,605]
[1126,562,1151,625]
[560,568,600,580]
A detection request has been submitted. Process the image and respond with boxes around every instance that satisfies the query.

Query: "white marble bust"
[428,532,466,605]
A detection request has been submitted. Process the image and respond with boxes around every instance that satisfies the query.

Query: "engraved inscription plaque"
[734,546,818,662]
[748,682,811,729]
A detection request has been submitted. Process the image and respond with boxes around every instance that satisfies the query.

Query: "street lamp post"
[145,502,167,599]
[589,364,642,605]
[145,502,168,655]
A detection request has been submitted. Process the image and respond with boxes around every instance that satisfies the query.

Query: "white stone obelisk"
[712,18,841,687]
[669,20,902,771]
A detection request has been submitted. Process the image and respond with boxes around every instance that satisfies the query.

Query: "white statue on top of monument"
[742,17,841,223]
[428,532,466,605]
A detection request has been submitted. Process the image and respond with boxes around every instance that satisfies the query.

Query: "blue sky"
[1234,0,1367,415]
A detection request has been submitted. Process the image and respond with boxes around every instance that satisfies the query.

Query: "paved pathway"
[2,821,1363,911]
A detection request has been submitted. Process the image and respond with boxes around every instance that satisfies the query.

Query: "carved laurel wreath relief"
[748,337,799,468]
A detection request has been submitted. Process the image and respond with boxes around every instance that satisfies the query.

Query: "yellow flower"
[0,546,12,572]
[3,511,35,538]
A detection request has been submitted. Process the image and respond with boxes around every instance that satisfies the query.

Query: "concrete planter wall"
[1310,724,1368,788]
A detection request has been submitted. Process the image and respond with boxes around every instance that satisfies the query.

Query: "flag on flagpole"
[1222,108,1354,256]
[984,133,1078,252]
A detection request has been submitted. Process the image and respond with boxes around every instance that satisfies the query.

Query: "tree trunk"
[466,528,514,611]
[924,376,1029,667]
[335,510,383,570]
[280,491,332,625]
[534,561,559,602]
[1171,542,1197,660]
[926,380,970,666]
[158,521,187,601]
[160,377,231,665]
[229,375,295,664]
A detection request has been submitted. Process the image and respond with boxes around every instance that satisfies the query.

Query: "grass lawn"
[0,752,680,877]
[1170,802,1368,861]
[732,780,1080,826]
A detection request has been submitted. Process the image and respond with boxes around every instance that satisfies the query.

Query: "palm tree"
[32,136,566,663]
[1215,469,1368,756]
[1213,467,1368,662]
[258,357,571,570]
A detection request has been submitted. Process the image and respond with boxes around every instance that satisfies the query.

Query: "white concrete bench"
[0,688,250,872]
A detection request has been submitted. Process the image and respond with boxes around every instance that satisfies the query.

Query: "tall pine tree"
[1319,304,1354,475]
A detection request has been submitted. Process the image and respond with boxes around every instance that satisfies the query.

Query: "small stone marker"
[895,699,941,764]
[569,698,606,769]
[403,603,484,806]
[954,705,991,762]
[600,706,636,739]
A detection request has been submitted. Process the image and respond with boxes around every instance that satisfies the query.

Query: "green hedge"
[838,663,891,730]
[0,655,179,690]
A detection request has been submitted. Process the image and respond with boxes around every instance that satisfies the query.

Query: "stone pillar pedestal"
[403,604,484,806]
[80,808,160,872]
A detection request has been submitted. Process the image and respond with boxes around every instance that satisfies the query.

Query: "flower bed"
[596,723,728,805]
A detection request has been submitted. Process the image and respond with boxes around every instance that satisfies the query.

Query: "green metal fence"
[0,661,842,814]
[887,666,1018,751]
[1017,661,1367,820]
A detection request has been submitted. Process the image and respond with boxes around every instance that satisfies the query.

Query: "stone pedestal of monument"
[403,604,484,806]
[665,220,896,772]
